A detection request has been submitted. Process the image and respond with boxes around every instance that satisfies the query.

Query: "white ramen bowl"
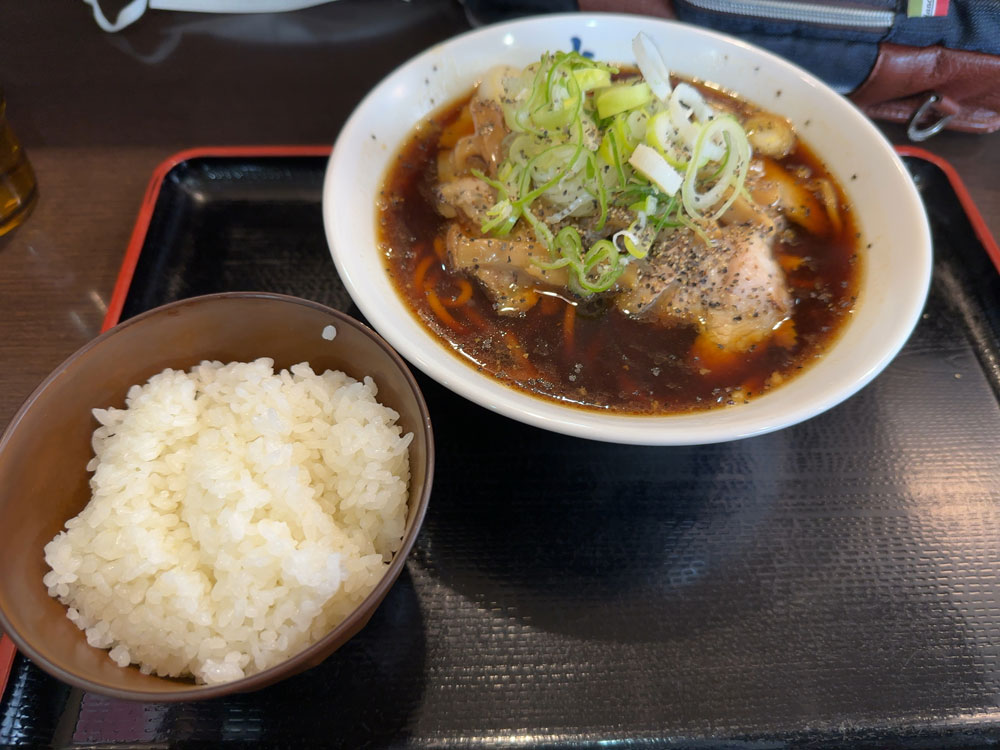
[323,13,931,446]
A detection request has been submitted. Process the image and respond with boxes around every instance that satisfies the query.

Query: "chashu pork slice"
[450,97,509,177]
[434,177,496,228]
[616,224,792,351]
[445,223,568,314]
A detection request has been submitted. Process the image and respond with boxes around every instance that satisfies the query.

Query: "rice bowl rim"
[0,291,434,701]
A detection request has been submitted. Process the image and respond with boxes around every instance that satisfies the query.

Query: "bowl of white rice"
[0,292,433,701]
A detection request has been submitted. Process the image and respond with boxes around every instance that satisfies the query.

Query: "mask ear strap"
[83,0,148,32]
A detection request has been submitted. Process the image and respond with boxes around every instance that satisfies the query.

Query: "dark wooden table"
[0,0,472,428]
[1,1,998,428]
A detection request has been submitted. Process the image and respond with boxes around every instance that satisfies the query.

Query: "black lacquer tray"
[3,148,1000,749]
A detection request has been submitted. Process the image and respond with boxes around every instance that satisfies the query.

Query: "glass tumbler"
[0,89,37,237]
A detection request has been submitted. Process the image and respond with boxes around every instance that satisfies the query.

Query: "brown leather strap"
[850,43,1000,134]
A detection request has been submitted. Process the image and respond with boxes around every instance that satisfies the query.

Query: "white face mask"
[83,0,340,32]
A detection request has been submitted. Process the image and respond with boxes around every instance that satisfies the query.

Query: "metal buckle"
[907,93,955,142]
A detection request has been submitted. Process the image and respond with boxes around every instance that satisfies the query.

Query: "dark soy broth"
[378,92,860,414]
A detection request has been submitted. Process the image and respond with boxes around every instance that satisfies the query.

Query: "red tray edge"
[896,144,1000,275]
[102,145,333,333]
[2,141,997,709]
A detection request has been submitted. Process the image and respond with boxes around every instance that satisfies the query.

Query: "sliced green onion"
[473,169,521,235]
[521,203,555,249]
[651,194,683,231]
[574,67,612,91]
[613,229,643,258]
[644,111,688,169]
[625,109,649,143]
[599,126,629,189]
[629,143,683,197]
[579,238,623,293]
[596,82,652,119]
[668,83,723,162]
[681,115,750,220]
[509,60,550,135]
[533,227,623,294]
[471,44,758,300]
[585,152,610,231]
[632,32,672,102]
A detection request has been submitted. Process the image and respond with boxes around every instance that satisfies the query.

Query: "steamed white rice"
[43,358,412,685]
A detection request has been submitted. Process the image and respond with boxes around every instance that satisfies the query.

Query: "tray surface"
[3,153,1000,748]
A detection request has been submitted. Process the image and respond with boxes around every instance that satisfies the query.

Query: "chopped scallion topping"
[472,36,754,297]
